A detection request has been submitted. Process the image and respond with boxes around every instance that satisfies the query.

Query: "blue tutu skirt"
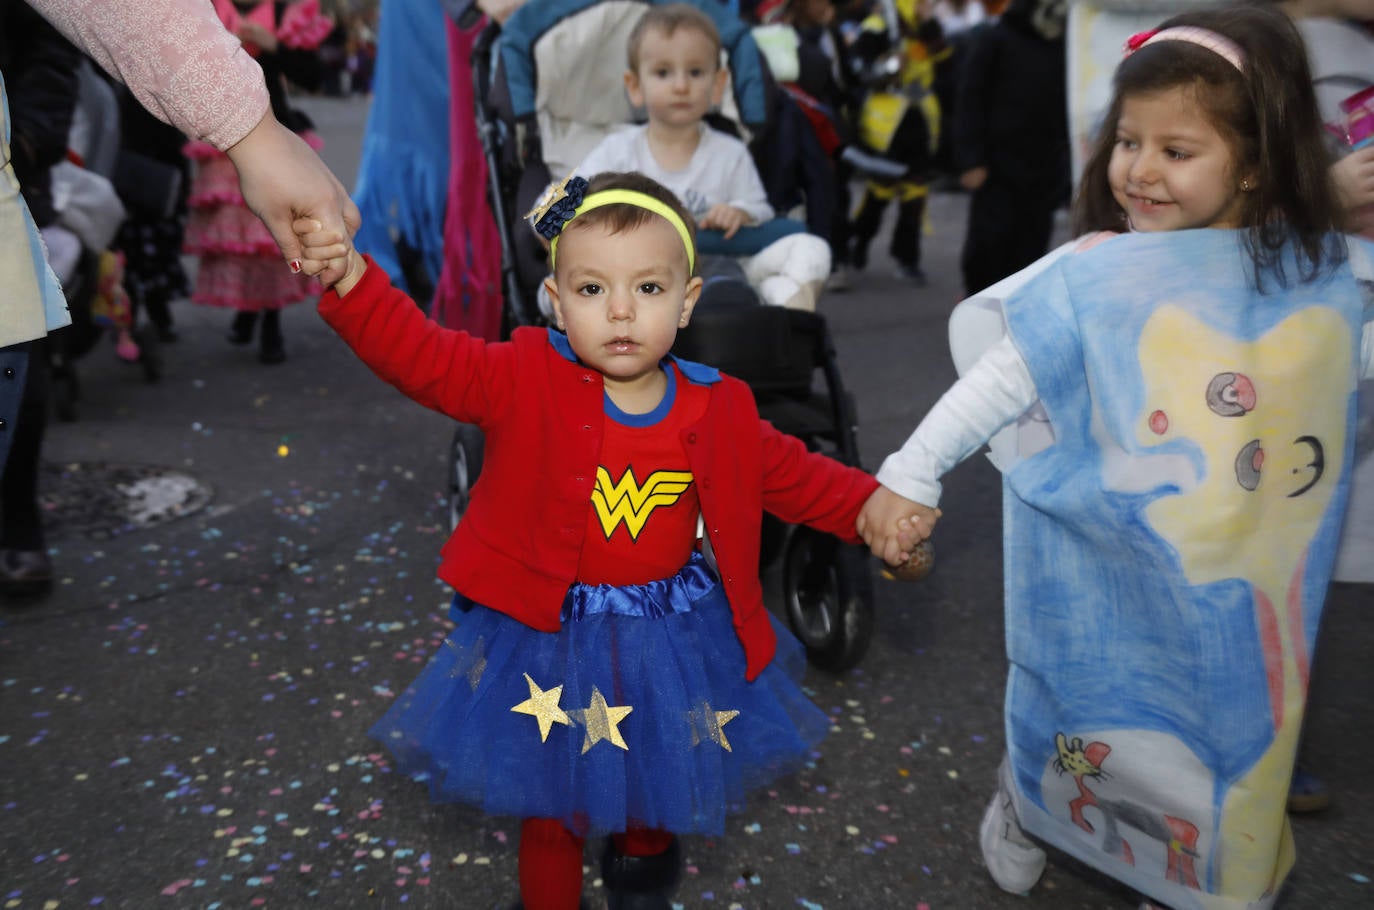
[370,553,829,836]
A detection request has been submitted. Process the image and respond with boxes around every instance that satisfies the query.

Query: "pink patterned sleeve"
[27,0,270,151]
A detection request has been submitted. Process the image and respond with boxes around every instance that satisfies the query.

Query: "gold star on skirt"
[509,673,571,742]
[570,686,634,753]
[687,702,740,752]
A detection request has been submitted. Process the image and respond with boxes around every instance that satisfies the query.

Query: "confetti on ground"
[7,267,1369,910]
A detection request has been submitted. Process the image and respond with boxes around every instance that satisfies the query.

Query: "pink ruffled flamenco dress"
[183,0,333,363]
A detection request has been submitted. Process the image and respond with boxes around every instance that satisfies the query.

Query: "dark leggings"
[851,181,928,269]
[1,338,49,552]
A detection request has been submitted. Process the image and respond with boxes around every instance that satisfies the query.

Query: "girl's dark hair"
[1072,3,1343,287]
[561,171,698,274]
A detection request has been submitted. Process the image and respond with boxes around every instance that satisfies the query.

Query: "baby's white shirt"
[576,123,775,225]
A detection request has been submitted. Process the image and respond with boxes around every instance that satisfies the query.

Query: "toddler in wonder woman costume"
[296,171,909,910]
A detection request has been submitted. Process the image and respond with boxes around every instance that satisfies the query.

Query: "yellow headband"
[549,189,696,274]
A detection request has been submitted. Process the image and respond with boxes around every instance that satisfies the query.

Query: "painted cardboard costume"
[956,229,1372,910]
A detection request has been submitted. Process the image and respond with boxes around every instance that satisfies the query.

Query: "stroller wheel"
[781,527,875,672]
[448,423,486,531]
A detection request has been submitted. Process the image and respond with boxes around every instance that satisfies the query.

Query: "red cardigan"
[318,259,879,680]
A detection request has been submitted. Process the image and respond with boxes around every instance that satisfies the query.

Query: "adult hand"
[225,110,361,287]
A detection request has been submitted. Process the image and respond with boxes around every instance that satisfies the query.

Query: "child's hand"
[699,204,750,239]
[1331,146,1374,225]
[856,485,940,567]
[960,166,988,192]
[293,218,365,296]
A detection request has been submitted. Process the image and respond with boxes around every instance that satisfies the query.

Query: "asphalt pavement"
[1,93,1370,910]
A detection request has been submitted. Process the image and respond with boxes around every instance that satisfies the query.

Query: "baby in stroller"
[572,2,832,313]
[496,0,833,317]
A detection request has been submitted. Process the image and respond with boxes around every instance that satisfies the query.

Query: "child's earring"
[1240,178,1254,191]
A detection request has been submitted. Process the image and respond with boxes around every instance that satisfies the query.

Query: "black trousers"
[1,338,48,551]
[851,180,928,269]
[960,177,1059,297]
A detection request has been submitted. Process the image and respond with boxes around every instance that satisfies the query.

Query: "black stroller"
[448,0,877,671]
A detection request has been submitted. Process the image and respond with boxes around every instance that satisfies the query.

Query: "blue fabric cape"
[996,230,1370,910]
[351,0,452,298]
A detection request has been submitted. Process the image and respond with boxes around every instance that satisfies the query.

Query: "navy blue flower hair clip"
[526,173,589,241]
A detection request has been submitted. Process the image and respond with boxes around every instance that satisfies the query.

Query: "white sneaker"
[978,760,1047,894]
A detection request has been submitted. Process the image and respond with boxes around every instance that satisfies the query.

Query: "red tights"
[517,818,673,910]
[518,818,584,910]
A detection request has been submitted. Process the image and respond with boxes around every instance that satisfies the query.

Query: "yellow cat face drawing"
[1136,305,1352,593]
[1054,732,1107,778]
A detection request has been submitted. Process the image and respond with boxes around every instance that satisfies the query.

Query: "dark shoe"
[258,339,287,365]
[154,324,179,344]
[1287,767,1331,814]
[850,242,869,271]
[0,549,54,599]
[601,836,681,910]
[228,311,257,345]
[259,310,285,364]
[895,262,928,286]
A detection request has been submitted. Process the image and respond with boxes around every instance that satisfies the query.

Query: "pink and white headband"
[1123,26,1245,73]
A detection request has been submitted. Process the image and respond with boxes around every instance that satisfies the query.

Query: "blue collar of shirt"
[546,327,721,385]
[606,362,675,426]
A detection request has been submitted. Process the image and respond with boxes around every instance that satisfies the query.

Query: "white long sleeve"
[879,317,1373,509]
[877,335,1038,507]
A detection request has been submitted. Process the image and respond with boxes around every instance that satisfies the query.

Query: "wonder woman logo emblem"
[591,466,693,540]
